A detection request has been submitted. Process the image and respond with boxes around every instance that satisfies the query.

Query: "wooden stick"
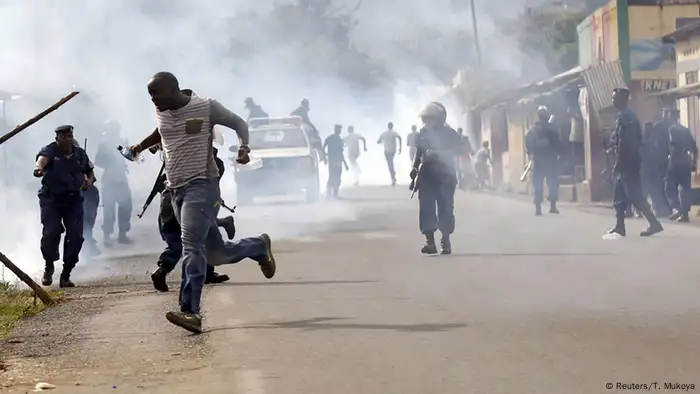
[0,252,54,306]
[0,91,80,146]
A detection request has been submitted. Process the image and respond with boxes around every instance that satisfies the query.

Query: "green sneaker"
[259,233,276,279]
[165,311,202,334]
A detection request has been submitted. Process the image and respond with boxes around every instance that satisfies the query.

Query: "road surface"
[2,186,700,393]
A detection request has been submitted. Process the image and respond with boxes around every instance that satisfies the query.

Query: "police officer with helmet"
[525,105,561,216]
[410,102,463,254]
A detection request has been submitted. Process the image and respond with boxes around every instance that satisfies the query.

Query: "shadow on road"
[433,252,612,258]
[217,280,378,287]
[206,317,468,333]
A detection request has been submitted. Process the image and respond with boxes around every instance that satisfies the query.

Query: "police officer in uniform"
[665,108,697,222]
[323,124,348,199]
[410,102,462,254]
[34,125,95,287]
[607,88,663,237]
[525,106,561,215]
[292,98,324,162]
[150,146,236,292]
[76,139,101,257]
[95,119,133,245]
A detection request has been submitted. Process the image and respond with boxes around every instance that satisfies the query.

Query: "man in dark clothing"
[525,106,561,216]
[665,109,697,222]
[95,119,133,245]
[75,139,100,257]
[410,102,462,255]
[291,98,324,161]
[244,97,269,121]
[323,124,348,199]
[648,109,674,217]
[607,88,663,237]
[151,146,236,292]
[34,125,95,287]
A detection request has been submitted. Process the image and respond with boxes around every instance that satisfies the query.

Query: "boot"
[677,213,690,223]
[421,232,438,254]
[549,201,559,214]
[535,203,542,216]
[59,266,75,288]
[440,235,452,255]
[640,206,664,237]
[607,216,626,236]
[151,264,171,292]
[41,262,54,287]
[669,209,682,221]
[216,216,236,240]
[117,231,134,245]
[205,272,230,284]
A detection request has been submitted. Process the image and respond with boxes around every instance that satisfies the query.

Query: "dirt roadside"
[0,256,221,394]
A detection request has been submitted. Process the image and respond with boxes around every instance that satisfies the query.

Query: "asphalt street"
[5,185,700,394]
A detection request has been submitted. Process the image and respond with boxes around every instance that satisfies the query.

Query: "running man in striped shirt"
[129,72,276,333]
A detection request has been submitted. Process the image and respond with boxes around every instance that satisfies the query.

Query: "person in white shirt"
[343,125,366,186]
[377,122,402,186]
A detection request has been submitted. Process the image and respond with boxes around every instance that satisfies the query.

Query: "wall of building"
[577,0,619,67]
[627,4,700,81]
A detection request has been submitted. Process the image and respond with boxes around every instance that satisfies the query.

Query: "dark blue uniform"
[609,107,662,236]
[37,141,93,280]
[415,124,462,238]
[324,132,345,198]
[525,120,560,213]
[665,122,697,219]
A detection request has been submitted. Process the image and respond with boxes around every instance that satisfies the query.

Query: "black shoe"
[440,236,452,255]
[640,222,663,237]
[421,243,438,254]
[549,203,559,214]
[669,210,682,221]
[259,233,276,279]
[205,272,230,284]
[59,273,75,288]
[41,263,54,287]
[217,216,236,240]
[607,226,626,237]
[117,233,134,245]
[151,266,170,292]
[165,310,202,334]
[677,214,690,223]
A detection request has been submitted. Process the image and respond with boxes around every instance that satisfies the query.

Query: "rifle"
[137,162,165,218]
[409,163,422,199]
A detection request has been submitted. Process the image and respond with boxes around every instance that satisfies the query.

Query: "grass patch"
[0,282,62,339]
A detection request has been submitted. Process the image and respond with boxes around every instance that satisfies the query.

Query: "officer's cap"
[55,125,74,134]
[613,88,630,98]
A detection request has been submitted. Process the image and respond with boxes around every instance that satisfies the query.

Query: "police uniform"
[608,89,663,237]
[77,138,101,257]
[324,127,345,198]
[412,102,462,254]
[665,114,697,222]
[37,125,94,287]
[151,147,234,292]
[525,107,560,215]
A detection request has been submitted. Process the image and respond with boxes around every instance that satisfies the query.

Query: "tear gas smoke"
[0,0,551,282]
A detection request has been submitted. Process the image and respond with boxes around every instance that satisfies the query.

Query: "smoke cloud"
[0,0,550,282]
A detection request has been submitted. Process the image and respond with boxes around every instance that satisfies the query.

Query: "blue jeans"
[171,179,268,315]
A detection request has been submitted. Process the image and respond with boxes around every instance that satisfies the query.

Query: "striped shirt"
[156,93,233,189]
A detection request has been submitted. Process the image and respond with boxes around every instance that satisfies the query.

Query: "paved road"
[4,186,700,393]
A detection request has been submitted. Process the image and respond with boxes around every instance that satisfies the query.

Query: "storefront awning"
[647,82,700,99]
[580,60,626,112]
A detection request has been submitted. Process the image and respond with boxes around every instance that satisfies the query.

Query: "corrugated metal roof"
[581,60,626,112]
[648,81,700,99]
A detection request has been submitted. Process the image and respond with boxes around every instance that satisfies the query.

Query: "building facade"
[577,0,700,122]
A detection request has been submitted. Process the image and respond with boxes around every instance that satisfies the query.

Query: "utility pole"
[470,0,482,64]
